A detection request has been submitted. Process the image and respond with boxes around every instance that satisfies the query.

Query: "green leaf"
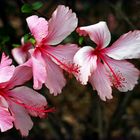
[29,38,36,44]
[1,36,10,45]
[78,37,84,45]
[32,1,43,10]
[24,34,31,42]
[21,4,33,13]
[12,44,21,48]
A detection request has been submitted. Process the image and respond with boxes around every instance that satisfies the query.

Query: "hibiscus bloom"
[74,21,140,101]
[13,5,79,95]
[0,53,53,136]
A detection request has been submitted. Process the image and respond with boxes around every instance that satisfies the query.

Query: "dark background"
[0,0,140,139]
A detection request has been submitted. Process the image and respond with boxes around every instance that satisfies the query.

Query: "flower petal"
[77,21,111,48]
[31,50,47,89]
[46,44,79,61]
[73,46,97,85]
[12,47,27,64]
[0,106,14,132]
[31,49,66,94]
[0,53,15,84]
[10,86,47,118]
[0,66,15,84]
[26,15,48,43]
[8,100,33,136]
[89,61,112,101]
[103,56,139,92]
[44,44,79,74]
[0,95,9,108]
[42,54,66,95]
[0,53,12,68]
[105,30,140,60]
[12,43,32,64]
[6,65,32,89]
[46,5,78,45]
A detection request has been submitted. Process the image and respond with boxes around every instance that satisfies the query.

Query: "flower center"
[22,42,33,52]
[93,48,124,88]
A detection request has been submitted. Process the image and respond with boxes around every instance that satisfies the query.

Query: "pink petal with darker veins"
[46,44,79,61]
[12,47,27,64]
[10,86,47,118]
[42,53,66,96]
[89,60,113,101]
[77,22,111,49]
[8,100,33,137]
[46,5,78,45]
[30,50,47,90]
[73,46,97,85]
[0,66,15,84]
[44,44,79,74]
[26,15,48,44]
[0,95,9,108]
[12,42,32,64]
[0,53,12,68]
[0,106,14,132]
[0,53,15,83]
[105,30,140,60]
[5,65,32,89]
[103,56,139,92]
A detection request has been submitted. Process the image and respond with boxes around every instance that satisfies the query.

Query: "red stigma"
[40,47,79,75]
[98,54,125,88]
[11,97,55,114]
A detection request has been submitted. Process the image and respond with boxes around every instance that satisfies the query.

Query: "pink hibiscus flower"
[13,5,79,95]
[0,53,53,136]
[74,21,140,101]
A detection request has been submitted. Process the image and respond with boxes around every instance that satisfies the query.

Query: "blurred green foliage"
[21,1,43,13]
